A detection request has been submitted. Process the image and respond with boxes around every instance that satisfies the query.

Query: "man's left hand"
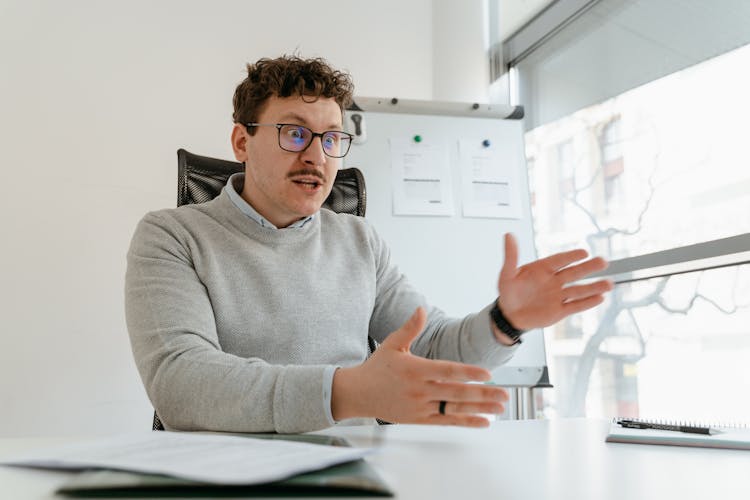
[497,233,613,331]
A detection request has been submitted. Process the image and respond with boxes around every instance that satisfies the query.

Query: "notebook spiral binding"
[613,417,749,429]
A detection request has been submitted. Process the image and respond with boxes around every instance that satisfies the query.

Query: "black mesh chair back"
[152,149,369,431]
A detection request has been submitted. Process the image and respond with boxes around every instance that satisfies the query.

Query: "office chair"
[176,148,366,216]
[152,148,370,431]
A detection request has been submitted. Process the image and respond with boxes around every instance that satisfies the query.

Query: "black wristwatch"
[489,301,526,345]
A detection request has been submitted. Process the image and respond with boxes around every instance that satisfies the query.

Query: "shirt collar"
[225,173,314,230]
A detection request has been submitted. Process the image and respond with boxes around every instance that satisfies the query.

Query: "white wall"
[432,0,489,102]
[0,0,494,437]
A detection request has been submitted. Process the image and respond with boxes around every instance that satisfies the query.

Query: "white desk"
[1,419,748,499]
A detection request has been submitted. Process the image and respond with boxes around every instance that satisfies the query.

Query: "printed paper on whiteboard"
[459,139,522,219]
[389,138,454,216]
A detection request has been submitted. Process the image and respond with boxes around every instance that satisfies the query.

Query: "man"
[125,56,612,433]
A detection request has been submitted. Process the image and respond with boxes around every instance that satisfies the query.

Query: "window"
[556,139,574,218]
[599,117,623,208]
[527,156,537,207]
[496,0,750,421]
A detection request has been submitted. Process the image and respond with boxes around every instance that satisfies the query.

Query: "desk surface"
[1,418,748,500]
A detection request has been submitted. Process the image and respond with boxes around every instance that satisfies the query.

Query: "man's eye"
[288,128,304,140]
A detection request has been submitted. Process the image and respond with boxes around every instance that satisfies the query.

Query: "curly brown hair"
[232,55,354,134]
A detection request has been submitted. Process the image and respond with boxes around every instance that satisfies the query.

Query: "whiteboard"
[343,105,548,387]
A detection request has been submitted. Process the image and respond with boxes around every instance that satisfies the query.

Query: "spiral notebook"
[606,418,750,451]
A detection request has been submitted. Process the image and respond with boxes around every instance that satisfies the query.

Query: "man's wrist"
[490,322,518,346]
[331,366,364,421]
[489,301,526,345]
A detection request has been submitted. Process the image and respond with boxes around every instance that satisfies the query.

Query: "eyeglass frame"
[244,122,354,158]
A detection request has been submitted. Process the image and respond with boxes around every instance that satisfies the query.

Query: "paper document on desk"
[1,431,374,484]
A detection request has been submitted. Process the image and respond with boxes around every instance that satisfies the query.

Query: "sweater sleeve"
[125,212,334,433]
[365,224,519,368]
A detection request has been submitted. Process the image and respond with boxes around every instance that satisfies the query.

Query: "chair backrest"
[176,148,367,215]
[152,149,370,431]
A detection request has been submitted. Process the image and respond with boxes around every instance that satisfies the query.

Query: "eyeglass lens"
[279,125,351,158]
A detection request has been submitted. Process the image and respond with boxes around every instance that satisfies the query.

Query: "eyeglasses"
[245,123,354,158]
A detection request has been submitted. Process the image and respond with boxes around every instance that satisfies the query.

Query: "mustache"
[287,168,326,182]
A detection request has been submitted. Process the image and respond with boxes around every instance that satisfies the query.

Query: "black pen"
[616,419,716,435]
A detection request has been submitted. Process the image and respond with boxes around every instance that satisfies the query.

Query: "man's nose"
[300,136,327,165]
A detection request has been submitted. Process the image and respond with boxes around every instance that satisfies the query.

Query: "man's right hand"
[331,308,509,427]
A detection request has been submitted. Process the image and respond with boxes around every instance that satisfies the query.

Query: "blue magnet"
[482,139,491,147]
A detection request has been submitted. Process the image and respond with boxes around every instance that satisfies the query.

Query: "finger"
[562,294,606,315]
[417,414,491,428]
[499,233,519,283]
[556,256,609,283]
[381,307,427,353]
[561,280,613,302]
[428,381,509,403]
[539,248,589,272]
[433,401,506,415]
[412,357,492,383]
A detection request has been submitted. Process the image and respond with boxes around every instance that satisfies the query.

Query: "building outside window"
[599,117,624,210]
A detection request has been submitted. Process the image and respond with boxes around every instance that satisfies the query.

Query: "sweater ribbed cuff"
[273,365,337,433]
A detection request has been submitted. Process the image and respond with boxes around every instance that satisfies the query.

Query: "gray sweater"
[125,182,517,433]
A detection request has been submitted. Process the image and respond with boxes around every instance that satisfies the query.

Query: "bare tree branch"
[545,111,743,417]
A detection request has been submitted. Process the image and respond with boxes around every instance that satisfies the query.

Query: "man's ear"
[231,123,249,163]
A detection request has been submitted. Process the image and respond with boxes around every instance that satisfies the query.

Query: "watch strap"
[490,301,526,344]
